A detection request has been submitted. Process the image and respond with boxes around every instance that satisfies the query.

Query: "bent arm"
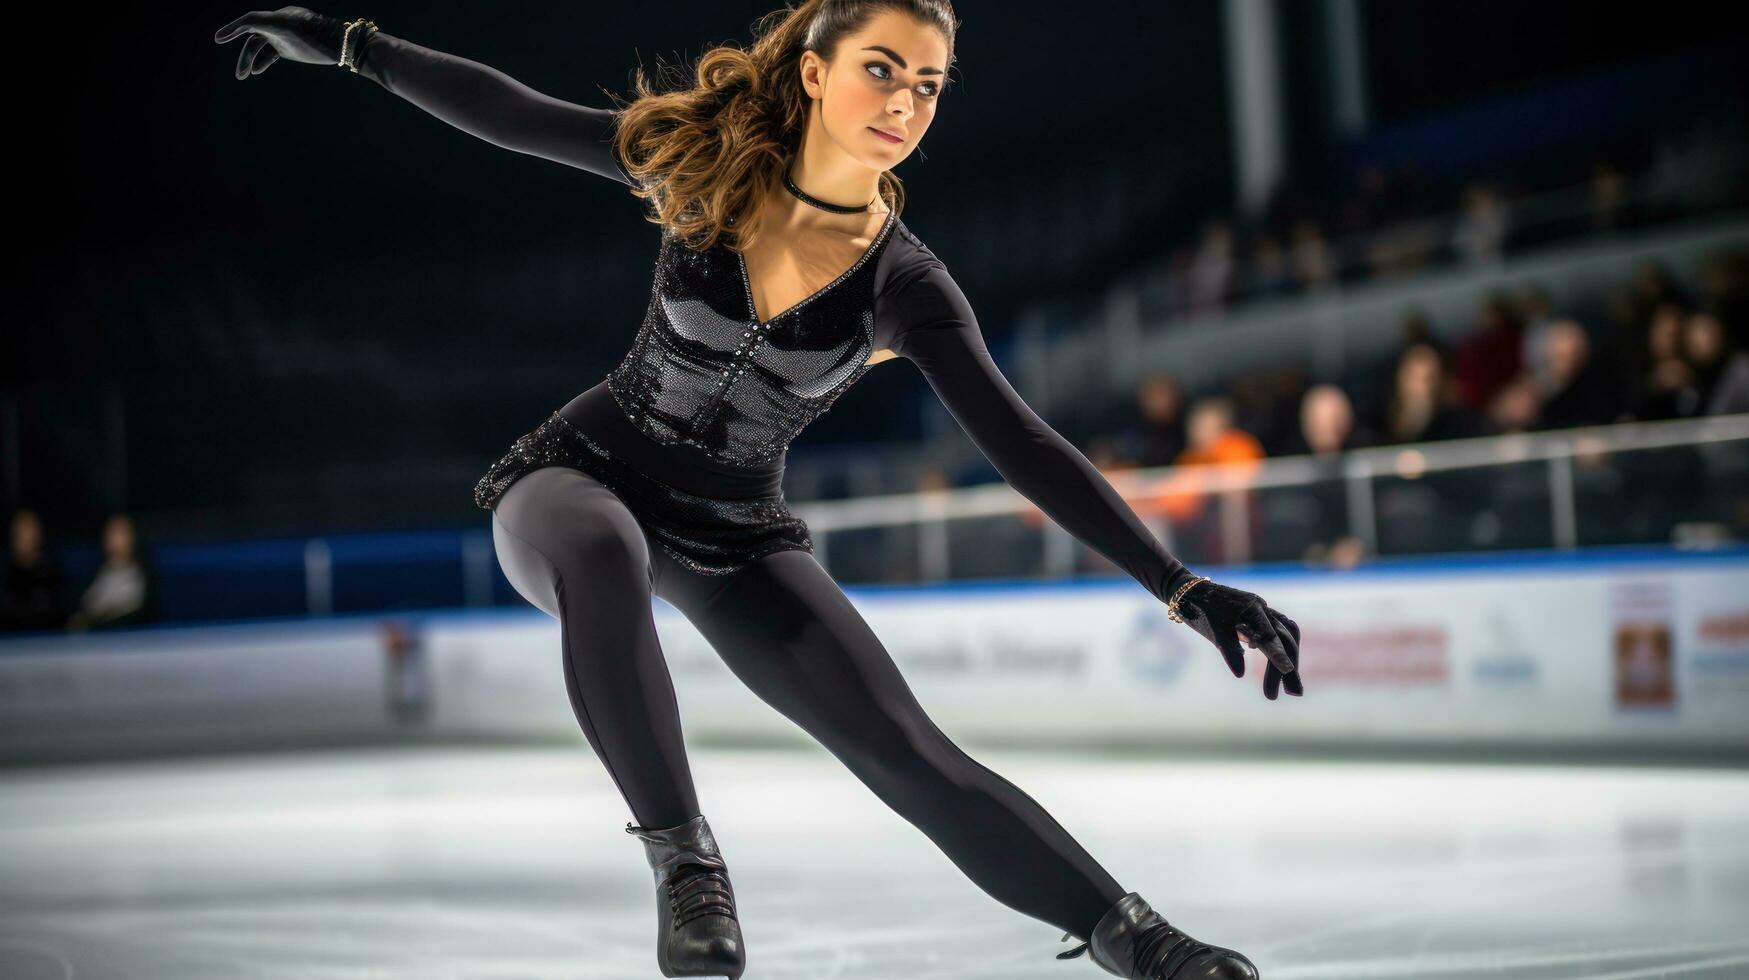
[354,31,633,186]
[891,262,1197,602]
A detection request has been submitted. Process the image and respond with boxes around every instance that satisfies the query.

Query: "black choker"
[782,171,875,214]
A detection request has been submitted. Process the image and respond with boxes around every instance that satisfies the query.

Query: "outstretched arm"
[888,259,1303,698]
[353,31,634,186]
[890,260,1195,603]
[213,9,633,186]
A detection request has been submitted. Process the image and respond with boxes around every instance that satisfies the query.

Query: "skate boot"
[1056,891,1258,979]
[625,813,745,980]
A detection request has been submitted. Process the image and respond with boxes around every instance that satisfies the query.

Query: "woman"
[214,4,1303,977]
[66,514,155,631]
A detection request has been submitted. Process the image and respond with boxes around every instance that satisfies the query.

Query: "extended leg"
[491,465,701,830]
[654,546,1128,942]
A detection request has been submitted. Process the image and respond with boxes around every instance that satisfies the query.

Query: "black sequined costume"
[359,25,1196,595]
[351,27,1211,953]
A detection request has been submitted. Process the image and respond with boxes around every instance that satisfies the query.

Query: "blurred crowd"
[1094,248,1749,469]
[1135,156,1717,322]
[0,510,156,634]
[880,244,1748,582]
[1040,246,1749,569]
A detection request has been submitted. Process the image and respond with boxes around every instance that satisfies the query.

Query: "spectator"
[1455,293,1525,412]
[1488,373,1541,435]
[1,510,67,633]
[1617,297,1682,392]
[1635,303,1704,420]
[1121,371,1186,467]
[1187,220,1237,317]
[1177,397,1266,469]
[1383,344,1483,443]
[1699,249,1749,351]
[1685,311,1749,416]
[1280,385,1371,568]
[1290,384,1374,456]
[1535,320,1627,429]
[67,514,155,631]
[1150,397,1266,525]
[1290,219,1336,293]
[1515,284,1561,398]
[1453,182,1511,265]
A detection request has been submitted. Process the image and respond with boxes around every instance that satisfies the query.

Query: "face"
[1301,385,1352,453]
[1187,401,1232,448]
[1649,304,1683,359]
[11,512,41,556]
[800,10,950,172]
[104,516,135,559]
[1684,313,1724,365]
[1398,346,1440,399]
[1138,377,1181,419]
[1544,321,1588,383]
[1490,376,1538,430]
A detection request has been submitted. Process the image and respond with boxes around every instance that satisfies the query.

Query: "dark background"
[9,1,1745,541]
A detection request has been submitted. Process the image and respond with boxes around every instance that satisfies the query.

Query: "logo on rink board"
[1119,607,1192,686]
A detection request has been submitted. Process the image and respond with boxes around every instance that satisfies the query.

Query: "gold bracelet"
[1165,575,1208,624]
[339,18,379,72]
[339,19,359,67]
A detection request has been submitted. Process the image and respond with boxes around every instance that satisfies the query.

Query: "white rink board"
[424,557,1749,750]
[3,555,1747,759]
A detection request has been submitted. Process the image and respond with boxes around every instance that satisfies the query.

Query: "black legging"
[490,464,1128,941]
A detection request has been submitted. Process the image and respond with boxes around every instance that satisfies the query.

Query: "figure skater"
[214,4,1304,977]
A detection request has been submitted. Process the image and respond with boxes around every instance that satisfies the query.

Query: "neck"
[783,112,884,224]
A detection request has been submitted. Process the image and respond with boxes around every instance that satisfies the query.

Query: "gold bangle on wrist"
[1165,575,1208,624]
[339,18,380,72]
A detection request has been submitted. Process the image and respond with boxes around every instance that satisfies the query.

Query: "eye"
[864,61,940,98]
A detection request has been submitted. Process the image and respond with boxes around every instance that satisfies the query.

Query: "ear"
[799,50,826,100]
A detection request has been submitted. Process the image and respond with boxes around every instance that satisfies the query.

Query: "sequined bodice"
[606,212,899,466]
[372,31,1193,597]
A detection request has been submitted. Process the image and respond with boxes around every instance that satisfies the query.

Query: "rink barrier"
[2,545,1745,763]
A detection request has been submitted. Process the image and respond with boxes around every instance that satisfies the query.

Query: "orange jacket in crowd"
[1140,430,1266,523]
[1016,429,1265,531]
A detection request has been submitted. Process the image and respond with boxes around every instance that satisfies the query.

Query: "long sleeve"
[353,31,634,187]
[888,259,1198,603]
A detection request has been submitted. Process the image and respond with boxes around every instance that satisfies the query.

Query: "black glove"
[1173,578,1303,700]
[213,6,352,79]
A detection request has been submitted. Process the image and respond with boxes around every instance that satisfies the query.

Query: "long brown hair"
[608,0,958,254]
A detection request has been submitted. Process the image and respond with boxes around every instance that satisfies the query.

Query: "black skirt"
[473,381,813,576]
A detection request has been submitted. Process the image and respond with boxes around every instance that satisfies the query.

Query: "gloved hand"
[213,6,351,79]
[1172,578,1303,700]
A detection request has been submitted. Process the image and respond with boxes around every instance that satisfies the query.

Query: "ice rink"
[3,744,1748,979]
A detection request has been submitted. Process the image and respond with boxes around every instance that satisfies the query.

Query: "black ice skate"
[625,813,746,979]
[1057,891,1259,979]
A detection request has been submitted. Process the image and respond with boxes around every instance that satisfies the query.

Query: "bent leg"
[491,465,701,829]
[655,546,1126,941]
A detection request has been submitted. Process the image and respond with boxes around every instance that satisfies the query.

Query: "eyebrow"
[861,45,944,76]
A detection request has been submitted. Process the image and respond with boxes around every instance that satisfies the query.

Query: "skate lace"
[1055,921,1213,978]
[625,822,739,929]
[665,862,737,928]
